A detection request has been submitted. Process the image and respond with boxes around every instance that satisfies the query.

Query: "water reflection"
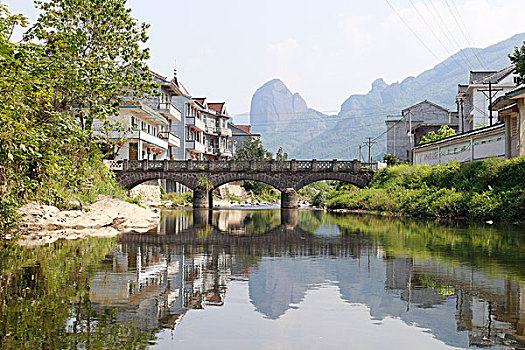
[1,210,524,349]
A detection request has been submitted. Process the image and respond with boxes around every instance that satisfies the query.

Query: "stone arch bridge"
[110,160,375,209]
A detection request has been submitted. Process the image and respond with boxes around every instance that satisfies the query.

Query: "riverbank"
[322,157,525,223]
[16,196,160,246]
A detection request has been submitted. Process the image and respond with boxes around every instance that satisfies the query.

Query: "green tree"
[420,125,456,144]
[509,41,525,85]
[275,147,288,161]
[234,138,273,160]
[383,153,402,166]
[27,0,156,134]
[0,1,153,232]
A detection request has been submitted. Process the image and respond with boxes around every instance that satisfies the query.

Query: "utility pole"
[408,109,413,163]
[479,81,503,126]
[358,145,363,162]
[364,137,376,165]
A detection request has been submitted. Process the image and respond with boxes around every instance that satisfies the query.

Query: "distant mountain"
[250,33,525,160]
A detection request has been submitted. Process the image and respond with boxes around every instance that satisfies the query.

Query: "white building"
[94,71,184,161]
[457,65,518,132]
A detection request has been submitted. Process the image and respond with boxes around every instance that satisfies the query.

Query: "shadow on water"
[1,209,524,349]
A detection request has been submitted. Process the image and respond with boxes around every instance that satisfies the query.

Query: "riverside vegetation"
[311,157,525,223]
[0,1,155,233]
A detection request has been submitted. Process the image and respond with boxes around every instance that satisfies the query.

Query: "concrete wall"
[413,125,505,165]
[386,120,410,161]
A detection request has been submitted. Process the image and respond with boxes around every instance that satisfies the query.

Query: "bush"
[324,156,525,223]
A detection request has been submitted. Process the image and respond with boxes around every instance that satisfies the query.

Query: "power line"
[442,0,488,70]
[407,0,465,69]
[383,0,448,65]
[420,0,477,70]
[447,0,488,70]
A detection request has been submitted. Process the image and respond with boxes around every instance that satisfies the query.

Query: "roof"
[194,98,206,105]
[471,65,516,85]
[236,125,252,133]
[149,70,167,80]
[507,85,525,99]
[229,123,260,137]
[402,100,448,113]
[207,102,226,115]
[385,115,404,122]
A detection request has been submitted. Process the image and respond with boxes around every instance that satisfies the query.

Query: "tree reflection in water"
[1,209,524,349]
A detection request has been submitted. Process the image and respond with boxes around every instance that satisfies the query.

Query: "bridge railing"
[120,159,367,172]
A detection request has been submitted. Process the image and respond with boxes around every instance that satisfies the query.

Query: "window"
[131,116,137,129]
[514,76,520,85]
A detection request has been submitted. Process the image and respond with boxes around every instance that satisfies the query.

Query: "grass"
[162,192,193,207]
[322,157,525,223]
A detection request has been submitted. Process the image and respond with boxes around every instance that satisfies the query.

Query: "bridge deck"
[105,159,377,172]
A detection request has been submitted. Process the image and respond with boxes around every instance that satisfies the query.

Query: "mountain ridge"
[250,33,525,159]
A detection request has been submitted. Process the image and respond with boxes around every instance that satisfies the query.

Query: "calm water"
[1,209,525,349]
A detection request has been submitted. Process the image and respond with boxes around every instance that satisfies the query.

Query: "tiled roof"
[149,70,167,80]
[208,102,226,114]
[236,125,251,133]
[402,100,448,113]
[469,71,496,84]
[471,65,516,84]
[194,98,206,105]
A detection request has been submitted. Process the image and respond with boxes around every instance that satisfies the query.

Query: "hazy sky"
[6,0,525,116]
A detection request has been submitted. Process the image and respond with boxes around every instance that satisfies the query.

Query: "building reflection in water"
[89,209,525,349]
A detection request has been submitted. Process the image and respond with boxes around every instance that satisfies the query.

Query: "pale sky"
[6,0,525,116]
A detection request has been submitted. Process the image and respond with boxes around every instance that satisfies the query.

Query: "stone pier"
[193,189,211,209]
[281,188,298,209]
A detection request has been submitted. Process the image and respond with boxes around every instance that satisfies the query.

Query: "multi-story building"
[95,71,184,161]
[194,99,233,160]
[385,100,459,162]
[227,123,261,155]
[457,65,518,132]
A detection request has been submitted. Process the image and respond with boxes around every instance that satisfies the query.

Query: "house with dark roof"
[227,123,261,155]
[457,65,518,132]
[386,101,459,161]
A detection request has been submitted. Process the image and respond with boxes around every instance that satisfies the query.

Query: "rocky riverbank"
[16,196,160,246]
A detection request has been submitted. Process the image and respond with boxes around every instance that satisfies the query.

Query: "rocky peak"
[250,79,309,132]
[370,78,387,93]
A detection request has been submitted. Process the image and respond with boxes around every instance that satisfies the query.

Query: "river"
[1,209,524,349]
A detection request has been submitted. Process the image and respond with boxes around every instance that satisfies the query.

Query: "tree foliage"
[234,138,273,161]
[383,153,402,166]
[0,1,153,232]
[510,41,525,85]
[420,125,456,144]
[275,146,288,161]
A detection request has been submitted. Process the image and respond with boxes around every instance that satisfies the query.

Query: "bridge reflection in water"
[89,210,525,349]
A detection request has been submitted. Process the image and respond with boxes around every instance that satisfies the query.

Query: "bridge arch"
[116,171,200,190]
[295,172,371,191]
[210,173,288,192]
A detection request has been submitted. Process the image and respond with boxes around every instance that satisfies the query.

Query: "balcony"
[186,117,205,132]
[158,103,182,122]
[103,129,168,150]
[138,130,168,150]
[205,125,217,134]
[217,127,232,137]
[159,132,181,148]
[186,140,206,154]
